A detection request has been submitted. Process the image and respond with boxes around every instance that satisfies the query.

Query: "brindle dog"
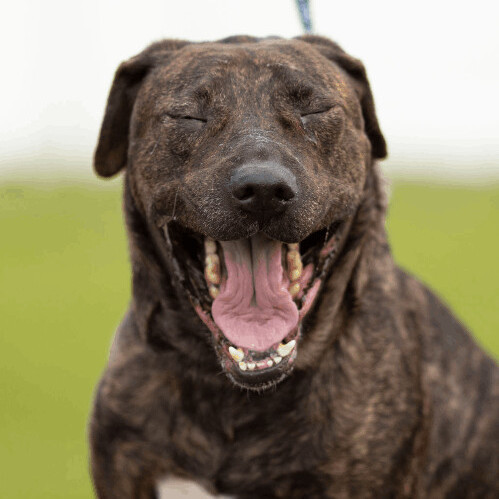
[90,35,498,498]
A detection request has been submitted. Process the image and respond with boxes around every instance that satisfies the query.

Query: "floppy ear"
[296,35,387,159]
[94,40,189,177]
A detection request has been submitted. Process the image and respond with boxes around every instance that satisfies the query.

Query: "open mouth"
[162,222,342,391]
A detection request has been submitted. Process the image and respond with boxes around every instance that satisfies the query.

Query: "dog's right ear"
[94,40,189,178]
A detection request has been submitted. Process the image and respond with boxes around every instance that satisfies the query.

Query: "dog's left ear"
[297,35,387,159]
[94,40,189,177]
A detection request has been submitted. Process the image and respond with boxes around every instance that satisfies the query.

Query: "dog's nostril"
[274,184,295,202]
[233,185,255,201]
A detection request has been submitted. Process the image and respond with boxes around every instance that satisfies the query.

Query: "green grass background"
[0,178,498,497]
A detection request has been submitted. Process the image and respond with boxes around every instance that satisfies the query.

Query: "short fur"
[90,35,498,498]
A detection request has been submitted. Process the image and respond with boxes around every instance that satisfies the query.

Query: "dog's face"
[95,35,386,390]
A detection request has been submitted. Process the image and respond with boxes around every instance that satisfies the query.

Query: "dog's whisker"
[171,187,179,220]
[149,139,159,156]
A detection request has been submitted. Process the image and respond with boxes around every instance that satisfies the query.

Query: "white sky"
[1,0,498,178]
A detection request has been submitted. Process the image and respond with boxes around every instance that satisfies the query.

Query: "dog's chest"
[178,395,330,497]
[212,442,328,498]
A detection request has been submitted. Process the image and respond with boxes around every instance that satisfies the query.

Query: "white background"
[1,0,498,179]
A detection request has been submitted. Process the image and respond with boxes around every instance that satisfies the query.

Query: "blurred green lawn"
[0,178,498,498]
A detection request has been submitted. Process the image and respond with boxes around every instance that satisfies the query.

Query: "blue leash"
[295,0,313,33]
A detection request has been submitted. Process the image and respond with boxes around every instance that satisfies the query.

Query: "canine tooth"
[289,282,300,297]
[277,340,296,357]
[239,361,247,371]
[229,346,244,362]
[273,356,282,364]
[287,250,303,282]
[205,254,221,285]
[205,254,219,265]
[287,243,299,251]
[247,362,256,371]
[266,359,273,367]
[287,250,302,268]
[204,238,217,254]
[209,285,219,299]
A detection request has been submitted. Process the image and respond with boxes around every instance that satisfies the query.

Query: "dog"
[89,35,498,498]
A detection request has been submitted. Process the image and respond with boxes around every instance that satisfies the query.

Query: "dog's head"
[94,35,386,390]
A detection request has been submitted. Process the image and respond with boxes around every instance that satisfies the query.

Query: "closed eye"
[300,106,334,125]
[167,114,207,123]
[162,113,207,131]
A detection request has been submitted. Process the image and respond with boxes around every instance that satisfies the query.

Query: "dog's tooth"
[273,356,282,364]
[205,254,221,285]
[289,282,300,297]
[229,346,244,362]
[209,285,219,299]
[287,243,299,251]
[247,362,256,371]
[205,253,220,267]
[287,250,302,269]
[277,340,296,357]
[239,361,247,371]
[206,268,220,285]
[205,254,220,269]
[266,359,273,367]
[204,238,217,255]
[287,249,303,283]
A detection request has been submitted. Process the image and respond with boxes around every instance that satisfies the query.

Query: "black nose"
[228,162,298,215]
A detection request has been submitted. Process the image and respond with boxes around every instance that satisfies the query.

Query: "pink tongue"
[211,234,299,351]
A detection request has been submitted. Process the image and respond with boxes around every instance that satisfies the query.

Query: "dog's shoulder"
[394,266,497,409]
[394,268,499,494]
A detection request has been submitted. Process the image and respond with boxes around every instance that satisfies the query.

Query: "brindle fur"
[90,35,498,498]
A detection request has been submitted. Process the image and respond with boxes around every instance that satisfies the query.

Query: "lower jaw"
[223,344,298,391]
[194,277,320,391]
[228,367,291,391]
